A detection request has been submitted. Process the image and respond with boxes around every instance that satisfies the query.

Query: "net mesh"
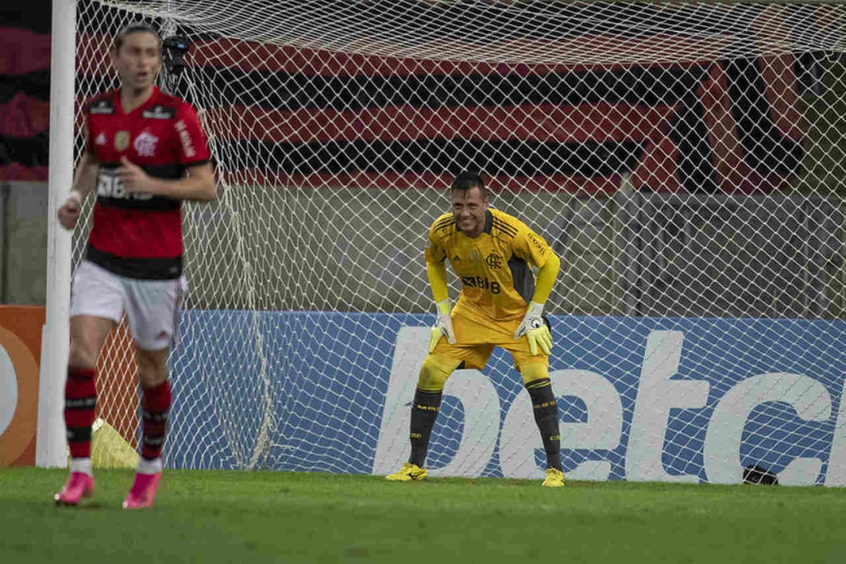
[71,0,846,482]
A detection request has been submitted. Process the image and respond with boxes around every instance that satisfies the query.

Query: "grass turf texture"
[2,468,845,563]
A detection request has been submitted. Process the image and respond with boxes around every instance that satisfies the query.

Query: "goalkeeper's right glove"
[428,299,456,353]
[514,301,552,356]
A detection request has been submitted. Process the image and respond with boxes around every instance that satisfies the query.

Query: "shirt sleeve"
[512,224,552,269]
[173,103,211,166]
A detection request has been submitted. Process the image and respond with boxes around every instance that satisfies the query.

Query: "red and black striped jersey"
[84,86,210,279]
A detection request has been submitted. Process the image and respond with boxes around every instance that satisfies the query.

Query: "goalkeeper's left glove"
[514,301,552,356]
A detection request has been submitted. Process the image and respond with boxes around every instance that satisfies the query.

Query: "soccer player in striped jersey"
[386,172,565,486]
[54,23,216,508]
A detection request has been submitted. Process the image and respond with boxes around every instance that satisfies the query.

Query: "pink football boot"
[122,472,162,509]
[54,472,95,506]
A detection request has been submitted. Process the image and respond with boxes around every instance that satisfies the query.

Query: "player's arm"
[532,251,560,305]
[58,152,99,231]
[424,224,455,352]
[427,260,449,303]
[118,158,216,202]
[514,228,559,355]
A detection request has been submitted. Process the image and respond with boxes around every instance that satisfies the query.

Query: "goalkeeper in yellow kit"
[386,172,565,487]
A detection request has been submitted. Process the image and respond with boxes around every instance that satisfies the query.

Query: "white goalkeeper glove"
[514,301,552,356]
[428,299,456,353]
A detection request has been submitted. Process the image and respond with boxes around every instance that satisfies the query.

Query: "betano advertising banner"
[167,312,846,486]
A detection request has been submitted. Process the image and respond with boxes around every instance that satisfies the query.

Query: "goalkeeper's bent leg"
[408,355,461,467]
[522,364,562,471]
[409,388,441,467]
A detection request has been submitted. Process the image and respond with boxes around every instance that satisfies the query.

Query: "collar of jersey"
[113,85,160,116]
[483,210,493,234]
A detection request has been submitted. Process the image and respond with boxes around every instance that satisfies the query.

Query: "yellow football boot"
[542,467,565,487]
[385,462,428,482]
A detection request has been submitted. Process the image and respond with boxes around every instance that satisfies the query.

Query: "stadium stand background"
[0,0,51,305]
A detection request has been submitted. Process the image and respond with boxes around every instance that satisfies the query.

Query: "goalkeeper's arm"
[426,259,455,352]
[532,252,560,305]
[515,252,561,355]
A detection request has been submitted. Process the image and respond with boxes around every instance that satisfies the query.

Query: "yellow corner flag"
[91,418,139,469]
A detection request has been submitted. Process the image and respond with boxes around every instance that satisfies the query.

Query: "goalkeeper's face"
[451,186,489,238]
[113,31,162,93]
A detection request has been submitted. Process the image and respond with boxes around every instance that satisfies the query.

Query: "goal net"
[71,0,846,485]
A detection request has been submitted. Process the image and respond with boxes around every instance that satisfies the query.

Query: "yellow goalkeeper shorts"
[429,310,549,372]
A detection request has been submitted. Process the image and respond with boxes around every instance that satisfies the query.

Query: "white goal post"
[41,0,846,485]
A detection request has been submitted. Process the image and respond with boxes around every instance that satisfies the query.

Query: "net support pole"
[37,0,76,468]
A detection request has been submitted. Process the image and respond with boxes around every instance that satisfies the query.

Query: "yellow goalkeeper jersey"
[425,209,554,322]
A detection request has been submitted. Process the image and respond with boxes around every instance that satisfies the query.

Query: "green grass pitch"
[2,468,845,563]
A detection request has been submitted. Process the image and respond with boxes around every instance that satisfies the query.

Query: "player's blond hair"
[114,23,161,54]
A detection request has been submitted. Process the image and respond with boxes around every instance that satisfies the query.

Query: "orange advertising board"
[0,306,45,467]
[0,308,139,467]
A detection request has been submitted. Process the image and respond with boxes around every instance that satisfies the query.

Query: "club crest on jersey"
[134,132,159,157]
[485,252,503,269]
[115,131,130,152]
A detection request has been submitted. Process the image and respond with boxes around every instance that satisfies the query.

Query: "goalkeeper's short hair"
[450,171,487,197]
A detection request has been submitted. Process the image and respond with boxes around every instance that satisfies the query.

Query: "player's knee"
[68,339,99,369]
[136,350,169,389]
[519,362,549,386]
[417,355,460,392]
[138,365,168,389]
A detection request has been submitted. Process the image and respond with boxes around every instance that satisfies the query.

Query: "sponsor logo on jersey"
[89,100,114,114]
[460,276,501,293]
[485,252,503,269]
[115,131,130,152]
[95,132,106,146]
[469,251,480,263]
[134,131,159,158]
[527,232,547,256]
[175,119,196,158]
[142,105,176,119]
[96,170,153,200]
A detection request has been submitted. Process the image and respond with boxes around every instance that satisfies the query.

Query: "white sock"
[70,458,93,477]
[137,457,163,475]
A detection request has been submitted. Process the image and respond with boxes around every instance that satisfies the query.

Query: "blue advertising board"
[164,312,846,486]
